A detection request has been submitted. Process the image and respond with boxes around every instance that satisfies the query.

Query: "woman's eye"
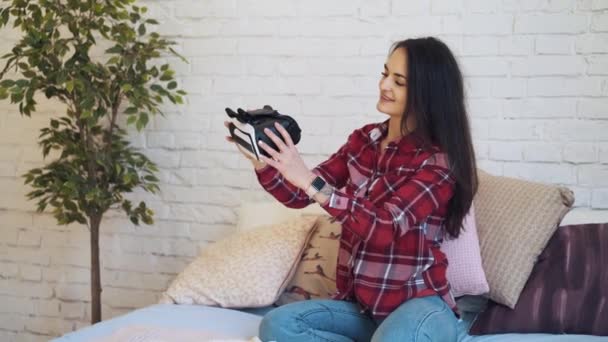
[381,72,405,87]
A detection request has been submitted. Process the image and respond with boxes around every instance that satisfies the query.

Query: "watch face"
[311,176,326,190]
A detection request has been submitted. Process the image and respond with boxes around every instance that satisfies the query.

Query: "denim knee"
[371,297,458,342]
[414,307,457,342]
[259,306,297,342]
[372,309,457,342]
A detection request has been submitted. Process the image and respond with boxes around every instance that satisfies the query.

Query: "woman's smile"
[380,94,394,102]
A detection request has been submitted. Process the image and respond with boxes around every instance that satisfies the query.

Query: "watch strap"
[305,176,333,198]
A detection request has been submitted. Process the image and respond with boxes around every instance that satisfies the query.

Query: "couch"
[52,203,608,342]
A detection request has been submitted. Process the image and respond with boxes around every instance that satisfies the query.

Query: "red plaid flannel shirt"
[254,119,459,320]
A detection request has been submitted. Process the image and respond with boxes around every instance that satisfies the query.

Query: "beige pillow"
[275,215,340,305]
[474,169,574,308]
[160,216,319,308]
[236,201,326,232]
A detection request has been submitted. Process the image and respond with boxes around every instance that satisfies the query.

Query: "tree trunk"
[89,214,103,324]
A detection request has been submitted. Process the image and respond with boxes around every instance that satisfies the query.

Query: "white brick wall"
[0,0,607,339]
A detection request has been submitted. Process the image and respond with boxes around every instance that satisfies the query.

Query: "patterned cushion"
[440,203,490,297]
[160,216,319,308]
[275,215,340,305]
[470,223,608,335]
[473,169,574,308]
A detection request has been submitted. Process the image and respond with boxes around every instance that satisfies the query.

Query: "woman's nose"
[379,77,391,91]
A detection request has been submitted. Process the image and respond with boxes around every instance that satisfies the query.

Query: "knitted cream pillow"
[474,169,574,308]
[160,215,319,308]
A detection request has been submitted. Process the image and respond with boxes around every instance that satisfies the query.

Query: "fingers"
[225,116,286,165]
[258,140,281,160]
[263,127,288,152]
[273,122,294,147]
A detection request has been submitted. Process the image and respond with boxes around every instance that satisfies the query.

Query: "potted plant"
[0,0,188,324]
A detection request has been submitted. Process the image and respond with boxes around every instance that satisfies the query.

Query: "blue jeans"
[258,295,459,342]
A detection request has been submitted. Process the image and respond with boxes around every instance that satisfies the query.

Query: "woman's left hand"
[257,122,315,190]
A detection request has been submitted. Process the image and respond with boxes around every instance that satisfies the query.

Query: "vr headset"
[225,105,302,161]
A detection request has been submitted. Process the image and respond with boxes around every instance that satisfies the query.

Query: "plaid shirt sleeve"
[254,135,351,209]
[319,152,456,249]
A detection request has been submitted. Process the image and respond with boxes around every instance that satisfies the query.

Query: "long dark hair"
[390,37,478,239]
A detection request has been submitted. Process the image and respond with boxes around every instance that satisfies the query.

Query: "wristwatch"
[305,176,333,198]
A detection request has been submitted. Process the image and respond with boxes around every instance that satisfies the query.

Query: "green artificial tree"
[0,0,187,324]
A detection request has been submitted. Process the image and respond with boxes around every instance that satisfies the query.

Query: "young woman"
[224,36,477,342]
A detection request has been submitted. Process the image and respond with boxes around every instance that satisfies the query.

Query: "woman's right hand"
[224,119,268,170]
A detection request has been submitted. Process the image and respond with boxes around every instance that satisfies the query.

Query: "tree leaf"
[66,80,74,93]
[0,79,14,87]
[150,84,163,92]
[127,115,137,125]
[124,106,138,114]
[106,45,123,54]
[143,175,158,182]
[64,200,77,211]
[160,73,173,81]
[139,112,149,127]
[142,214,153,225]
[1,9,9,26]
[107,56,120,65]
[23,70,36,78]
[11,92,23,103]
[121,84,132,92]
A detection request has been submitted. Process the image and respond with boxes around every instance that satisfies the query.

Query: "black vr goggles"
[225,105,302,161]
